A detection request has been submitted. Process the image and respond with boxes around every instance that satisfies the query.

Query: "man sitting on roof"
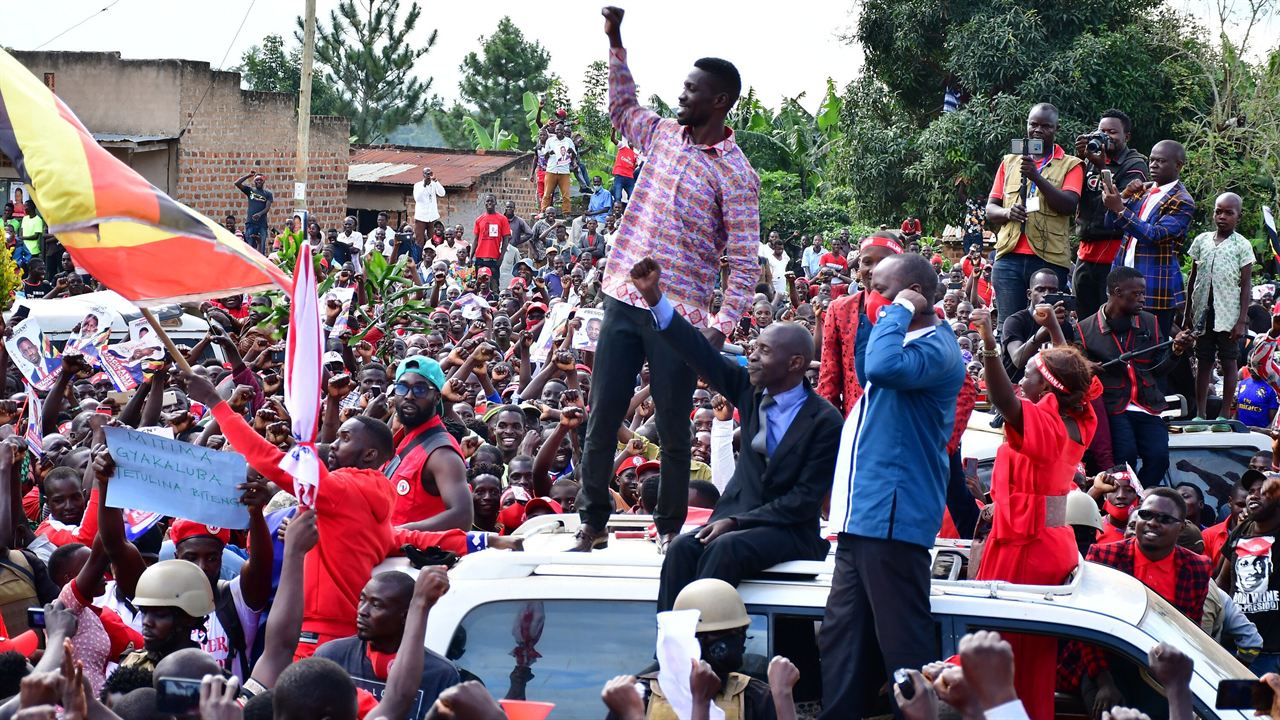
[629,258,839,613]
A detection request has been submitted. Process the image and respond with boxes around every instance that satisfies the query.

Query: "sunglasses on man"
[391,382,434,398]
[1136,508,1180,526]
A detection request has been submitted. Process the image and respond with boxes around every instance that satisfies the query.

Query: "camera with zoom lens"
[1084,132,1114,156]
[1010,137,1045,156]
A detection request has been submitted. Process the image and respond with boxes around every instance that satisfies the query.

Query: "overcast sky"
[2,0,864,112]
[5,1,1273,114]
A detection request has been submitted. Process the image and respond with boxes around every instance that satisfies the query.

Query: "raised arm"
[235,477,274,611]
[974,307,1023,433]
[249,508,316,689]
[604,8,662,153]
[91,447,148,598]
[631,258,751,399]
[184,372,296,492]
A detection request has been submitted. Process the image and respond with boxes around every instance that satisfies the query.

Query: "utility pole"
[295,0,316,220]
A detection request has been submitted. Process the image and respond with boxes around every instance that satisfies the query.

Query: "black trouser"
[819,534,936,720]
[946,450,979,539]
[1073,259,1113,322]
[580,297,697,535]
[658,526,829,613]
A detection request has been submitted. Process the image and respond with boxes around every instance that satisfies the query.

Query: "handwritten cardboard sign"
[103,426,249,529]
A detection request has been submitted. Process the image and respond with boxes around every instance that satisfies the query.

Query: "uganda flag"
[0,49,293,304]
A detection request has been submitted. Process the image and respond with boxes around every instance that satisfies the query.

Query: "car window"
[448,600,768,720]
[1168,446,1260,520]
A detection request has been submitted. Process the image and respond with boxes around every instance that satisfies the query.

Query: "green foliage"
[448,17,551,151]
[238,34,343,117]
[306,0,438,143]
[462,116,519,151]
[757,170,855,240]
[0,248,21,311]
[832,0,1212,229]
[353,252,433,347]
[734,80,844,197]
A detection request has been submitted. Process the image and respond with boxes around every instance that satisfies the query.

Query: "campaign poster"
[572,307,604,353]
[65,304,116,361]
[6,317,61,389]
[100,317,164,391]
[531,302,574,365]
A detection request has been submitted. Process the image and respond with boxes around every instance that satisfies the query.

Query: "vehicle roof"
[962,410,1271,459]
[6,291,208,336]
[444,514,1149,627]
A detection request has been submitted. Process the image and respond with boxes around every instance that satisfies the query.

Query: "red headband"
[859,236,903,254]
[1029,353,1069,394]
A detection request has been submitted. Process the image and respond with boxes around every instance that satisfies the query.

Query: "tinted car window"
[449,600,768,720]
[1168,446,1260,520]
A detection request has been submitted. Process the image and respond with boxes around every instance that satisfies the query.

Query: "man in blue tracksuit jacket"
[818,253,965,720]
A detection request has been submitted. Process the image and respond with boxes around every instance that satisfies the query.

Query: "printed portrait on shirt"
[1234,536,1280,613]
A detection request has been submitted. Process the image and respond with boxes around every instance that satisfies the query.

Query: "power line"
[33,0,123,50]
[179,0,257,139]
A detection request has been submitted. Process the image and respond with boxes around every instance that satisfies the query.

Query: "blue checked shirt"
[1110,181,1195,311]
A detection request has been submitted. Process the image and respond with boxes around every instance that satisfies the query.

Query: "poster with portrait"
[571,307,604,353]
[453,292,491,322]
[100,317,164,391]
[65,304,116,360]
[6,317,61,389]
[8,183,25,209]
[531,302,575,365]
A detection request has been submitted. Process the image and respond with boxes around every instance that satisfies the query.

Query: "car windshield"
[1137,587,1252,685]
[1167,445,1261,518]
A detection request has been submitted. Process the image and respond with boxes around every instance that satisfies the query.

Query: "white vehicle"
[5,290,224,362]
[381,515,1255,720]
[962,410,1270,517]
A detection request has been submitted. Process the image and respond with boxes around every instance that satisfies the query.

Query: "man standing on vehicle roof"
[1078,266,1194,489]
[572,6,760,553]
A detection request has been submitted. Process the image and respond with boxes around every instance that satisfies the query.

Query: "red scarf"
[365,644,395,681]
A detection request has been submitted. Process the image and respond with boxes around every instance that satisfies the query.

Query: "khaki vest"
[647,673,752,720]
[994,151,1083,268]
[0,551,38,636]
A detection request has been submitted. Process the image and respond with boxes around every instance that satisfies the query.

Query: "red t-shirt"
[901,219,921,235]
[988,146,1084,256]
[1131,548,1177,601]
[612,147,638,178]
[818,252,847,274]
[472,213,511,260]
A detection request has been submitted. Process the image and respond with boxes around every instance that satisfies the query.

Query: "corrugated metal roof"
[348,146,530,188]
[92,133,176,144]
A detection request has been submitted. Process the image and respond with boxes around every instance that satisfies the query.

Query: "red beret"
[170,519,231,547]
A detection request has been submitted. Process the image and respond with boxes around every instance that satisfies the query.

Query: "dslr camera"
[1084,132,1114,155]
[1010,137,1045,156]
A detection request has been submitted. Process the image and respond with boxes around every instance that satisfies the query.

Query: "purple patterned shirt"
[602,48,760,335]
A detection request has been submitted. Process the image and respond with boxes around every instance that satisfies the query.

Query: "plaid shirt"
[1057,539,1211,690]
[601,48,761,335]
[1110,181,1195,311]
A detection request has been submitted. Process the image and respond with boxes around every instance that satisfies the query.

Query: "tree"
[435,16,550,149]
[833,0,1211,227]
[304,0,438,143]
[239,34,343,117]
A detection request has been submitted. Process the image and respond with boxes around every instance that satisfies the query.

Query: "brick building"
[2,51,350,231]
[347,146,536,232]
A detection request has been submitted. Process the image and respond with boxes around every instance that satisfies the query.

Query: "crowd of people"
[6,4,1280,720]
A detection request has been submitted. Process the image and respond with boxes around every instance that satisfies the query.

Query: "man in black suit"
[630,258,841,612]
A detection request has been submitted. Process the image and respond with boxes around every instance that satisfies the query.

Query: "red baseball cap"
[527,302,549,314]
[525,497,563,516]
[170,519,231,546]
[0,631,38,658]
[637,460,661,475]
[478,267,493,277]
[616,455,646,477]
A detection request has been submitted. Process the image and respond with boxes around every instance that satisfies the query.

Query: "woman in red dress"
[971,303,1102,720]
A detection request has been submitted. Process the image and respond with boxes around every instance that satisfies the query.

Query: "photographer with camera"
[1074,110,1150,320]
[986,103,1083,330]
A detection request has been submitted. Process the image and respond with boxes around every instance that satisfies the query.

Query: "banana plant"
[351,252,434,359]
[464,116,520,151]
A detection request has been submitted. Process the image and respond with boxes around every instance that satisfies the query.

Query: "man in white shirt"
[540,122,577,214]
[365,212,397,261]
[413,167,445,250]
[766,240,790,296]
[334,216,363,266]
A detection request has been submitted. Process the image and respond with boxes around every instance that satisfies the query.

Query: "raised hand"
[630,258,663,306]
